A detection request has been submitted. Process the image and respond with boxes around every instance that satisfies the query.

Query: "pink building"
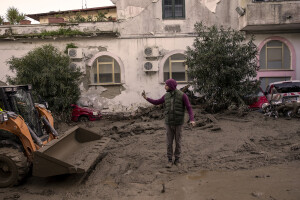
[238,0,300,90]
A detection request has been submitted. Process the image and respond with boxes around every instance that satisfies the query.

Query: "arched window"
[259,40,291,70]
[163,53,190,82]
[92,56,121,84]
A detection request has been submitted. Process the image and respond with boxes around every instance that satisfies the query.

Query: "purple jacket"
[146,79,195,122]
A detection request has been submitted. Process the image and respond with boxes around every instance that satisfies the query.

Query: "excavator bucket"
[32,126,110,177]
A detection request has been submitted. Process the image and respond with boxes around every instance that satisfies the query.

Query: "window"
[260,77,291,91]
[162,0,185,19]
[163,53,190,82]
[259,40,291,70]
[92,56,121,84]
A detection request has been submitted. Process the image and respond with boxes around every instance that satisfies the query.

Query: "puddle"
[186,170,208,180]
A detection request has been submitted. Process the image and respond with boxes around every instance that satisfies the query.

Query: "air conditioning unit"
[68,48,83,59]
[144,47,160,57]
[69,62,85,73]
[143,61,159,72]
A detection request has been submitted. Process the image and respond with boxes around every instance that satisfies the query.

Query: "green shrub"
[64,43,78,54]
[186,22,259,112]
[7,44,82,120]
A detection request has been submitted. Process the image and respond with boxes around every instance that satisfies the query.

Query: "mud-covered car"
[264,80,300,104]
[248,87,268,109]
[71,104,102,122]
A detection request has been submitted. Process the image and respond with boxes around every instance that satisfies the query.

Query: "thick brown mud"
[0,108,299,200]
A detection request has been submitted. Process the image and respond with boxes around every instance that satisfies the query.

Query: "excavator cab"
[0,85,110,187]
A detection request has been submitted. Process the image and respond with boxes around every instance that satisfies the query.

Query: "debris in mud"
[191,114,222,131]
[3,193,20,200]
[105,121,164,139]
[235,141,258,153]
[290,144,300,151]
[255,175,270,178]
[2,109,300,200]
[262,100,300,119]
[210,125,221,131]
[102,105,165,122]
[217,116,250,123]
[251,192,264,198]
[223,104,250,117]
[206,114,218,123]
[197,124,213,130]
[40,189,55,196]
[161,183,165,193]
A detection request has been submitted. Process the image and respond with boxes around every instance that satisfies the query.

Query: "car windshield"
[273,82,300,93]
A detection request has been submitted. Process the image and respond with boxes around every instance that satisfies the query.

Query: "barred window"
[162,0,185,19]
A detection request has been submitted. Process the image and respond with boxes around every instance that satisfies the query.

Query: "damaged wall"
[0,35,195,113]
[1,0,242,113]
[112,0,239,37]
[0,0,299,113]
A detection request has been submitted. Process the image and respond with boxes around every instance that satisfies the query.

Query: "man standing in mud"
[142,79,195,168]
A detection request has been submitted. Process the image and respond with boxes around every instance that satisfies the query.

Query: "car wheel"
[78,116,89,122]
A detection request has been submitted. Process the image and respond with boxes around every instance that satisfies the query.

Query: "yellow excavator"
[0,85,110,187]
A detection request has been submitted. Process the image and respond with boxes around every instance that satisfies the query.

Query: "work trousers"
[165,125,182,161]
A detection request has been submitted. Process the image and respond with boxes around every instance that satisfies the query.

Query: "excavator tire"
[0,147,29,187]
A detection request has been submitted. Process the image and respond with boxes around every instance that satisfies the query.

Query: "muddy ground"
[1,106,300,200]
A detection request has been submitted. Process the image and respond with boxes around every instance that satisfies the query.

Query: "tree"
[186,22,259,112]
[0,16,4,25]
[6,7,25,24]
[7,44,82,119]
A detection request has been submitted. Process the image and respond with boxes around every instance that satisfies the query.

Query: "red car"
[249,87,268,109]
[71,104,102,122]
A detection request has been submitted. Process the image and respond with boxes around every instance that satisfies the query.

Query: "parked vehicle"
[262,97,300,118]
[261,81,300,118]
[264,80,300,104]
[71,104,102,122]
[261,98,282,118]
[248,87,268,109]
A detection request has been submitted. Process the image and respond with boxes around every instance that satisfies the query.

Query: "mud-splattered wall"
[0,0,299,112]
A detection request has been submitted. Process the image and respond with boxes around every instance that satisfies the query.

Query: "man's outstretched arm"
[146,96,165,105]
[142,90,165,105]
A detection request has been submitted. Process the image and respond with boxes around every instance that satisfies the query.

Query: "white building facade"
[0,0,299,112]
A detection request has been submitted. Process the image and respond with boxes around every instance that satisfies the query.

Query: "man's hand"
[189,121,196,127]
[142,90,147,99]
